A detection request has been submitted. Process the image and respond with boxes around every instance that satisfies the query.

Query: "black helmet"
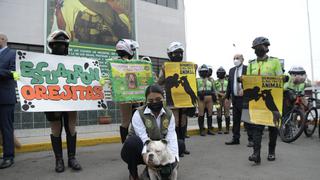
[252,36,270,49]
[216,67,226,79]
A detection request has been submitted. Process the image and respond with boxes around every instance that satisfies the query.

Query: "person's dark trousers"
[244,122,253,142]
[0,104,15,160]
[121,135,144,178]
[251,125,278,155]
[231,96,243,141]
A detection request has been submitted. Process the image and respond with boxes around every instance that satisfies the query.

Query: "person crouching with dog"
[121,84,181,180]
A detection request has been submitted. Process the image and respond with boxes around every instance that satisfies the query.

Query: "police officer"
[197,64,215,136]
[114,39,140,144]
[158,42,190,156]
[247,36,283,164]
[214,67,231,134]
[46,30,82,172]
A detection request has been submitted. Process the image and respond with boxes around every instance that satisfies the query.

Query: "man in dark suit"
[225,54,253,146]
[0,33,18,169]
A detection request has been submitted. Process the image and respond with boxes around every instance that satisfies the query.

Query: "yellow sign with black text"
[241,76,283,127]
[164,62,198,108]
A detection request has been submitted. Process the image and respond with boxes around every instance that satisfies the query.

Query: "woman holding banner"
[45,30,82,173]
[114,39,141,144]
[158,42,191,157]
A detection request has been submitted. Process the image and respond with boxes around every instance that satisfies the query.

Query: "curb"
[1,128,233,154]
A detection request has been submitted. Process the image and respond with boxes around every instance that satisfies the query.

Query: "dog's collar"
[153,160,178,179]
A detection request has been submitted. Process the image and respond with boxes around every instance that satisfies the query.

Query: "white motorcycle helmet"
[167,42,184,62]
[116,39,139,59]
[47,30,70,54]
[288,66,307,84]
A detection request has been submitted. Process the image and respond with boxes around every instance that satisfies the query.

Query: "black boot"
[66,133,82,171]
[50,134,65,173]
[224,117,230,134]
[198,116,206,136]
[207,116,215,135]
[268,145,276,161]
[181,126,190,155]
[217,117,222,134]
[120,126,128,144]
[249,145,261,164]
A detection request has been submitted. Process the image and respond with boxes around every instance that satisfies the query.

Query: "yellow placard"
[242,76,283,127]
[164,62,198,108]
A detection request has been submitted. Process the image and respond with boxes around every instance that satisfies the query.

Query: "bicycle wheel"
[304,107,318,137]
[279,108,305,143]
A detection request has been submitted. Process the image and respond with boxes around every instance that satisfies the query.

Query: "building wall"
[0,0,186,59]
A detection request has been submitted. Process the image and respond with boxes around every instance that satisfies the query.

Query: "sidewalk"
[6,117,233,153]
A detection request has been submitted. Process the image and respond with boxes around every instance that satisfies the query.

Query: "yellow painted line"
[0,126,243,154]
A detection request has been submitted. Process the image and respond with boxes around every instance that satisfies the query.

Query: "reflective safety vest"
[197,78,214,92]
[284,77,306,94]
[247,57,283,76]
[128,105,172,140]
[214,79,228,92]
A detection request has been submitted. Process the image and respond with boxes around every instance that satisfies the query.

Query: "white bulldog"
[144,140,178,180]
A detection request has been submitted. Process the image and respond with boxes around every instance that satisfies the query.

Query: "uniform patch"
[162,119,169,129]
[145,119,153,129]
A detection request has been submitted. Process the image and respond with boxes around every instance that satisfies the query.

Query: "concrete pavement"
[1,129,320,180]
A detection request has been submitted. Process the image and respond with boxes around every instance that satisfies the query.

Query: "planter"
[98,116,112,124]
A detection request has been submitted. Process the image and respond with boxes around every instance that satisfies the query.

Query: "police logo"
[162,119,169,128]
[145,119,153,129]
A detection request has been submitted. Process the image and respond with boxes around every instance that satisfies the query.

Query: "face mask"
[199,71,207,78]
[234,59,242,66]
[254,46,267,58]
[170,52,183,62]
[51,43,68,55]
[217,72,225,79]
[147,101,163,113]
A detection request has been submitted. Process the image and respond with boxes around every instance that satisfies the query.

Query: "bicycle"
[304,96,318,137]
[279,90,306,143]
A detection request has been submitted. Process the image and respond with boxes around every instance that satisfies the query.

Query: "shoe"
[247,141,254,147]
[179,153,184,157]
[223,131,229,134]
[0,159,14,169]
[249,153,261,164]
[267,154,276,161]
[225,139,240,145]
[55,158,65,173]
[185,134,190,138]
[200,130,207,136]
[218,130,223,134]
[207,129,215,135]
[184,149,190,155]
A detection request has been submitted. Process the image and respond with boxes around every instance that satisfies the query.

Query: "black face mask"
[254,46,267,58]
[199,71,207,78]
[148,101,163,113]
[116,50,134,60]
[217,73,225,79]
[51,43,68,55]
[169,52,183,62]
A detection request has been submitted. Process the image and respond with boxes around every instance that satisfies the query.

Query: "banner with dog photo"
[241,75,283,127]
[107,59,154,103]
[16,51,107,112]
[164,62,198,108]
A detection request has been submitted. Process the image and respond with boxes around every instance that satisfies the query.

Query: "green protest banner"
[107,59,154,102]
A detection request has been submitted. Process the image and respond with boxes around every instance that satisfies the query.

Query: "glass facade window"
[143,0,178,9]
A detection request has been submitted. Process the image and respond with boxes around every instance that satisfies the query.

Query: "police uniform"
[214,78,231,133]
[247,56,283,161]
[197,77,215,135]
